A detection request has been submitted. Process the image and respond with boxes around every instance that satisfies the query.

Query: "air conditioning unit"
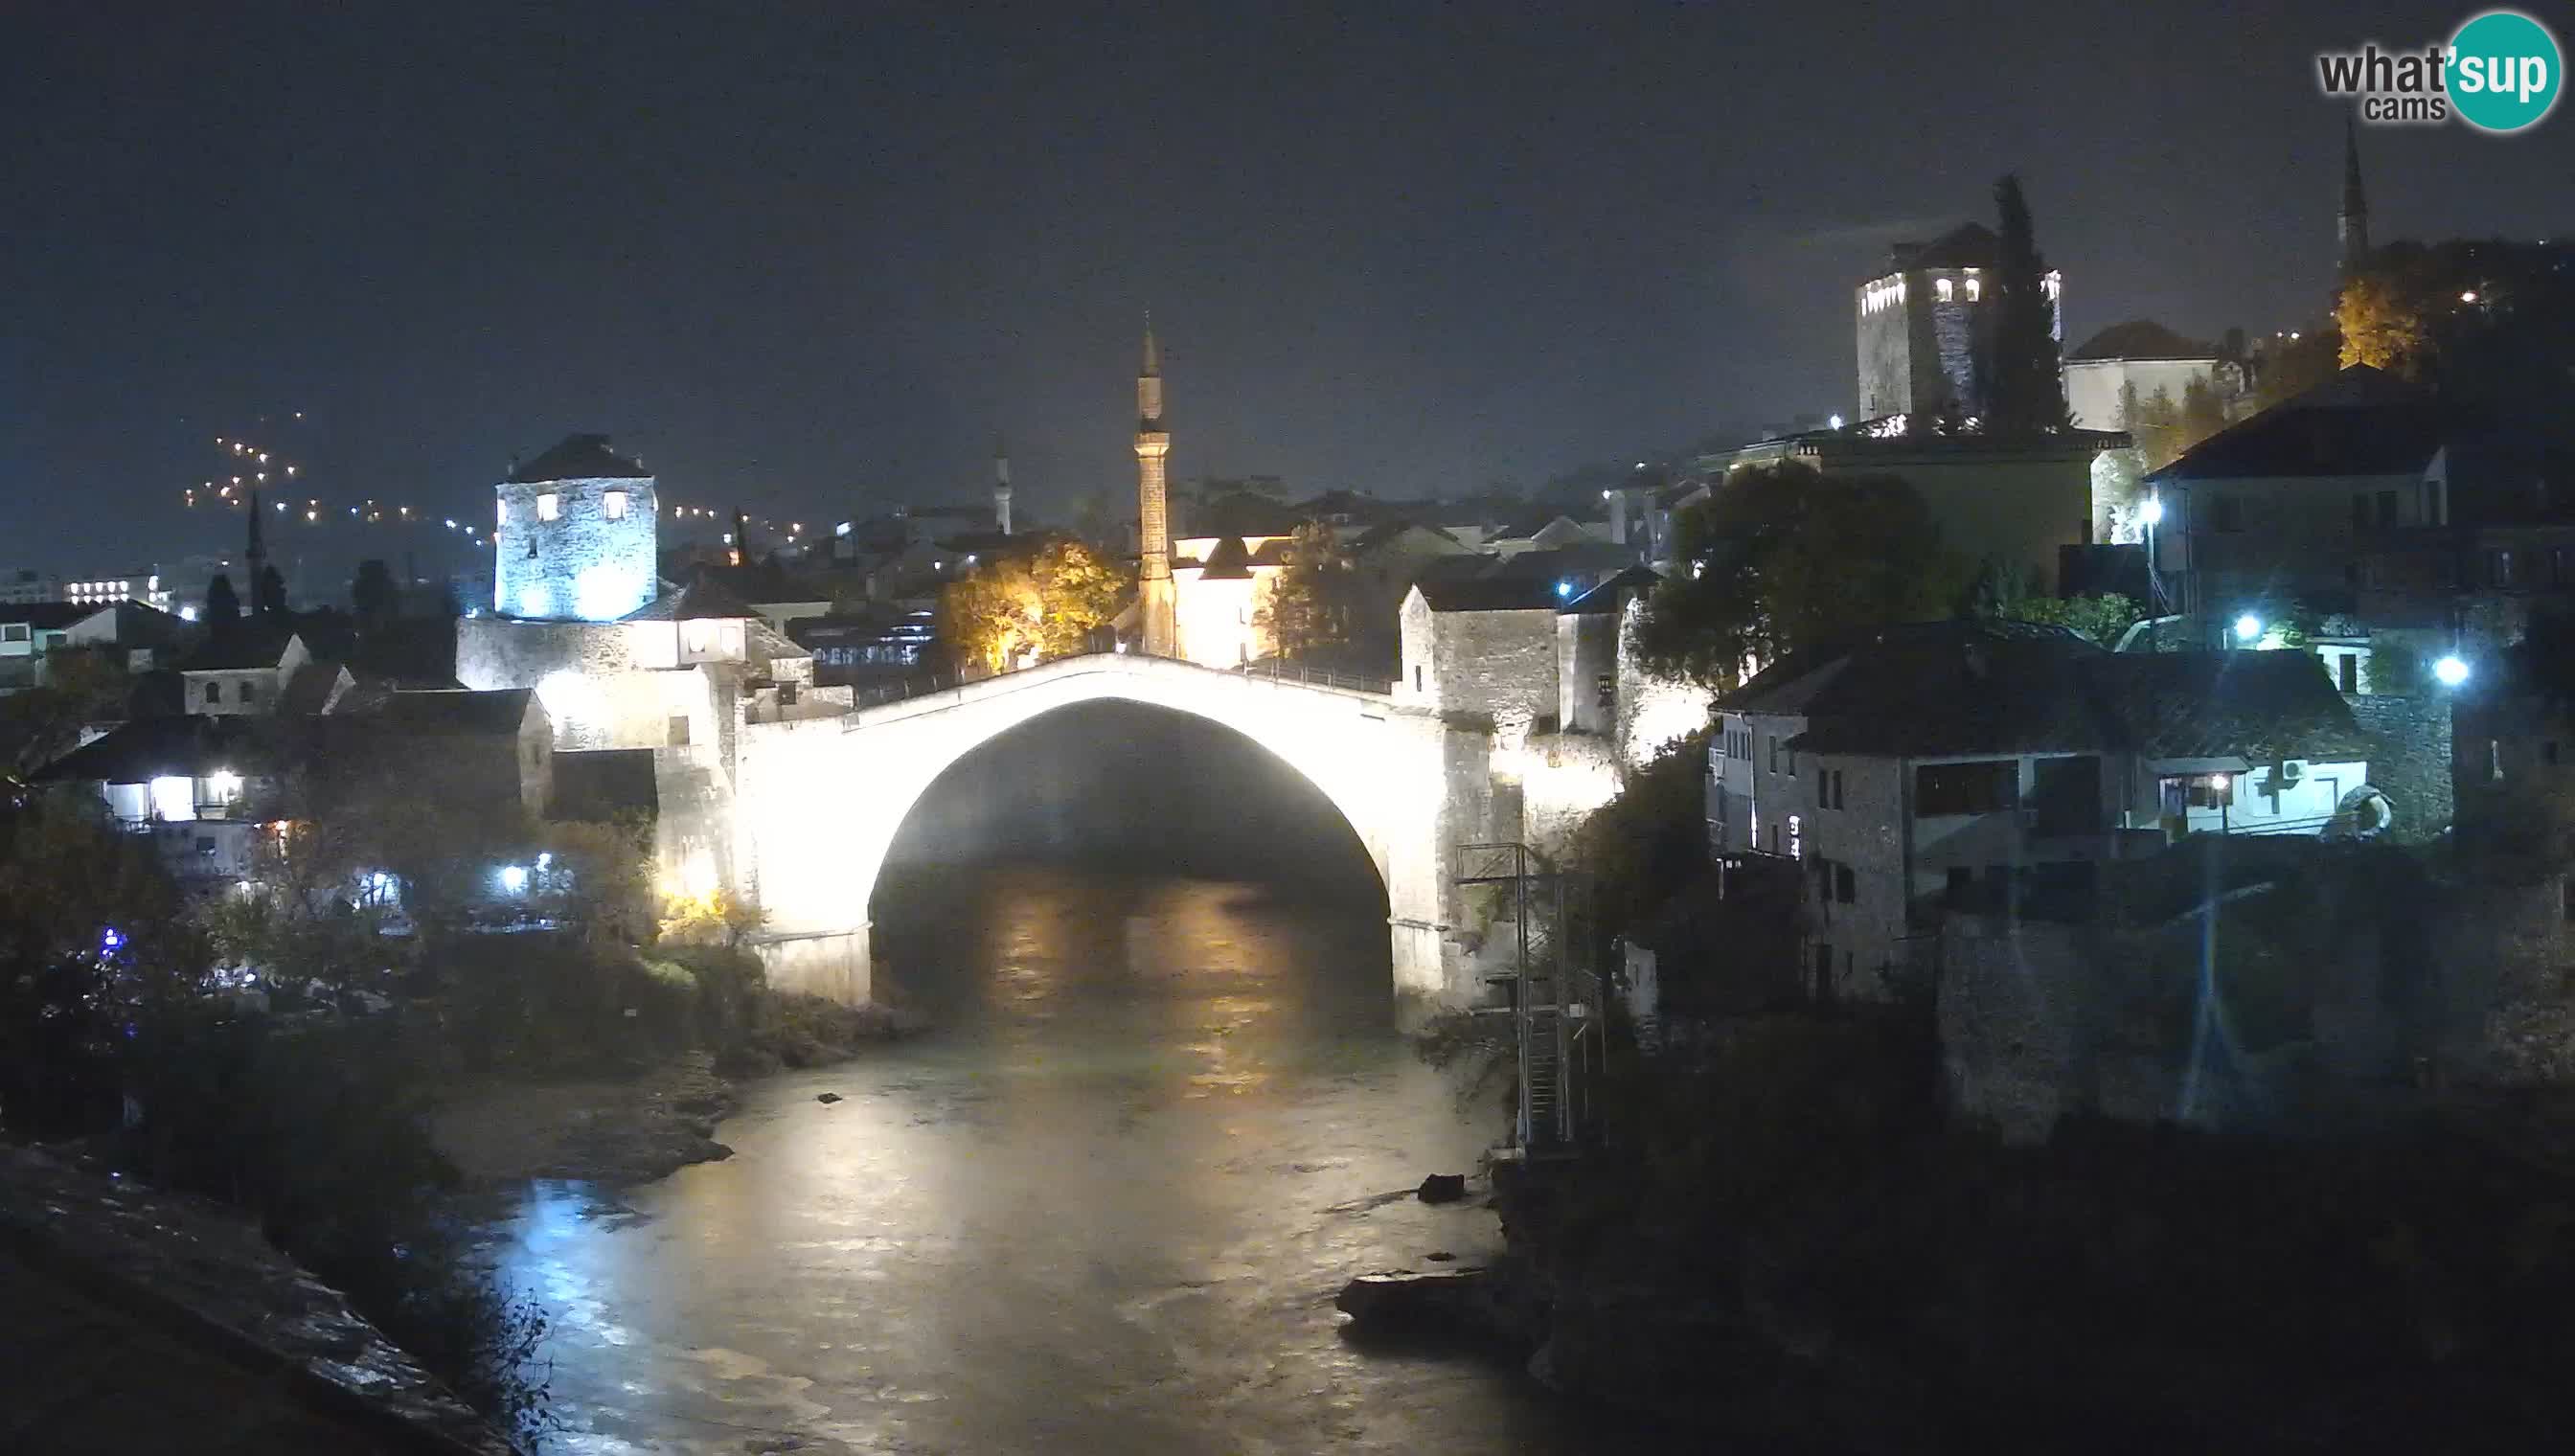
[2276,761,2305,785]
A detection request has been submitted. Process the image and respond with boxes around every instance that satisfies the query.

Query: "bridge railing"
[835,652,1392,710]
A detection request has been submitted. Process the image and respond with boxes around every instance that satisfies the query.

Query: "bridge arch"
[734,654,1469,1013]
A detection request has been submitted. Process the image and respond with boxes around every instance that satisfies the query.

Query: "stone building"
[1712,621,2373,1001]
[492,434,658,624]
[2061,320,2229,433]
[1854,222,2062,421]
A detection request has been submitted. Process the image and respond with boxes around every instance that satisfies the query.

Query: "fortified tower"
[492,433,658,622]
[1134,315,1177,657]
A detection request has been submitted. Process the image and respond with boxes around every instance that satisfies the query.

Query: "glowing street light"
[2234,613,2264,643]
[2138,495,2164,527]
[2434,654,2472,688]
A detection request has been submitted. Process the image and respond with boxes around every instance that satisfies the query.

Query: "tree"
[254,564,288,618]
[1985,173,2071,432]
[1254,521,1352,660]
[937,537,1128,674]
[0,647,129,781]
[2253,327,2342,411]
[2337,272,2434,375]
[1633,463,1969,689]
[1974,565,2143,647]
[204,572,241,625]
[351,558,397,631]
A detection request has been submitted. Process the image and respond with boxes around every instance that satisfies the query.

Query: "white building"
[2062,320,2229,433]
[1711,621,2373,1001]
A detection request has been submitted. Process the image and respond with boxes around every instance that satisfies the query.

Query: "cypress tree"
[1987,173,2071,432]
[202,573,240,624]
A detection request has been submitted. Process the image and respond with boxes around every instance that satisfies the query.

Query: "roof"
[1347,519,1466,555]
[1561,566,1665,615]
[1727,619,2367,762]
[1884,221,1998,273]
[2145,366,2450,483]
[36,715,295,784]
[509,433,649,484]
[2069,320,2216,362]
[275,662,349,717]
[356,688,536,736]
[1196,535,1255,580]
[1414,577,1566,612]
[179,626,300,672]
[623,577,759,622]
[0,603,91,631]
[1188,491,1304,539]
[550,748,658,822]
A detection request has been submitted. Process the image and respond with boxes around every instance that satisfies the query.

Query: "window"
[668,715,692,746]
[1832,769,1844,809]
[2027,756,2103,834]
[1768,737,1778,774]
[2337,652,2359,694]
[604,489,628,521]
[1595,672,1614,709]
[497,499,509,527]
[2158,773,2234,811]
[1935,277,1954,303]
[239,680,259,704]
[2376,490,2399,528]
[1414,666,1424,693]
[536,492,561,521]
[2490,549,2518,588]
[1787,813,1803,860]
[204,681,222,704]
[1834,863,1856,903]
[1945,865,1974,907]
[0,623,26,644]
[1965,276,1981,302]
[1914,761,2017,817]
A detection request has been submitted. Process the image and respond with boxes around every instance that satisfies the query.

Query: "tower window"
[1966,277,1981,302]
[497,499,509,526]
[1935,278,1954,303]
[536,492,561,522]
[604,489,628,521]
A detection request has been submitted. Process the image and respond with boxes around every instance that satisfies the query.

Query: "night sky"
[9,2,2570,577]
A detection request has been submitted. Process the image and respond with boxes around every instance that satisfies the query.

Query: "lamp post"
[2139,494,2165,613]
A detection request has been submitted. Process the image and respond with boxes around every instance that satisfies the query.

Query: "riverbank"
[1350,1014,2575,1450]
[430,997,915,1188]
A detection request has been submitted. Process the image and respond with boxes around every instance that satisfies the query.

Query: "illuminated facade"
[1855,222,2062,421]
[494,434,658,623]
[1134,317,1178,657]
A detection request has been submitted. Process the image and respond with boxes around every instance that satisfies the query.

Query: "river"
[486,865,1624,1454]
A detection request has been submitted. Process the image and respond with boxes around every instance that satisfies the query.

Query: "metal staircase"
[1456,842,1601,1154]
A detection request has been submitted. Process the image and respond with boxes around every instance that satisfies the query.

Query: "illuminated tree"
[1254,521,1352,660]
[937,537,1128,674]
[2337,273,2433,375]
[1634,463,1969,689]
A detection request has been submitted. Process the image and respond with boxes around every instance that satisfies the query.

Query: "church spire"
[2338,115,2370,275]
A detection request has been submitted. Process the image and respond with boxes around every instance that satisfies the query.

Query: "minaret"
[244,487,269,616]
[992,432,1014,536]
[1134,312,1177,657]
[2338,115,2371,276]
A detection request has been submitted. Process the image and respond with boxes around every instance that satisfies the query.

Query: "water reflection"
[488,868,1608,1454]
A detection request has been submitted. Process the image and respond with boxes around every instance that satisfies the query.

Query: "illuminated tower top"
[493,433,659,622]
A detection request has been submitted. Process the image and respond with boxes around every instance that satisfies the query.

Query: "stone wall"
[2346,692,2453,840]
[1430,607,1560,743]
[493,474,658,622]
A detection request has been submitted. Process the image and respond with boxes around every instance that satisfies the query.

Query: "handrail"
[835,651,1393,712]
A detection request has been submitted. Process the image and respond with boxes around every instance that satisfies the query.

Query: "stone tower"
[493,433,659,622]
[992,432,1014,536]
[1134,314,1177,657]
[2338,116,2371,276]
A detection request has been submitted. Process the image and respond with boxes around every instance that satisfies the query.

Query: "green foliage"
[0,646,131,780]
[0,787,206,1132]
[203,571,241,623]
[1254,520,1355,660]
[1991,585,2142,648]
[2362,636,2423,695]
[1986,173,2071,432]
[1634,463,1968,689]
[1564,729,1713,944]
[939,537,1129,673]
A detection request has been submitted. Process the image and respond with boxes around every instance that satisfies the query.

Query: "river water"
[488,866,1617,1454]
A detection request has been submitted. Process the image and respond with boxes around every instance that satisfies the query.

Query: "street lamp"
[2434,654,2471,688]
[2234,613,2264,644]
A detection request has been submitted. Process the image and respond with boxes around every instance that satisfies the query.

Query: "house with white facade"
[1711,621,2373,1000]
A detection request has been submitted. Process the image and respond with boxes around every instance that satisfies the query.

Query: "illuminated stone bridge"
[732,651,1528,1015]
